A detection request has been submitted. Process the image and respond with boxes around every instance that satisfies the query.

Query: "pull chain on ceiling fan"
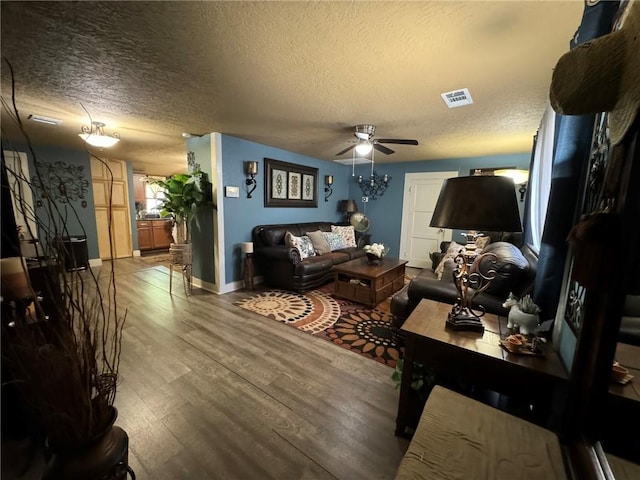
[335,124,418,156]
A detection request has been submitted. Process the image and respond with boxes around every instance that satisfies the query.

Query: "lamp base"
[446,310,485,333]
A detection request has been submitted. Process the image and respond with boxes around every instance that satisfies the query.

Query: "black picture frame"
[265,158,318,207]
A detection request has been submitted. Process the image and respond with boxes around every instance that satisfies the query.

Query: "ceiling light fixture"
[355,140,373,155]
[79,121,120,148]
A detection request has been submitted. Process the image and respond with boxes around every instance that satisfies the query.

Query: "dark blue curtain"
[533,0,619,319]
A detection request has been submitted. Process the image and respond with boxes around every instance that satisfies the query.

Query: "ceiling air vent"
[441,88,473,108]
[28,114,63,125]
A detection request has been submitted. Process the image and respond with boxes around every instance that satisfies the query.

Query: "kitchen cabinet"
[92,158,132,259]
[137,219,173,251]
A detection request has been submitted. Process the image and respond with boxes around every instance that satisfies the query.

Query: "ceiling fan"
[335,124,419,156]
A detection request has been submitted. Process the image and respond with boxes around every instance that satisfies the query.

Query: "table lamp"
[429,175,522,332]
[338,199,358,223]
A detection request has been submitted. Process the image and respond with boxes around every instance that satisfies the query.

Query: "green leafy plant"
[517,294,541,315]
[391,359,436,402]
[150,171,212,244]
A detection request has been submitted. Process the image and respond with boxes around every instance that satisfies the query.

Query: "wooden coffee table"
[333,257,407,307]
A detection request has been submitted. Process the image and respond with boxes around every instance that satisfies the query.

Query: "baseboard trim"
[191,276,218,294]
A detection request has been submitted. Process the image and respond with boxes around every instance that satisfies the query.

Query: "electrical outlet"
[362,196,369,203]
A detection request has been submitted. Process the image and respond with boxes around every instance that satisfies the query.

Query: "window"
[527,103,556,251]
[145,182,165,213]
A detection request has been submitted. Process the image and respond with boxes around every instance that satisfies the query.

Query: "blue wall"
[188,135,215,283]
[220,135,350,284]
[10,143,100,259]
[347,153,531,258]
[217,135,531,286]
[126,161,138,251]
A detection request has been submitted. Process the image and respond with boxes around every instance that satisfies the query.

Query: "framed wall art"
[265,158,318,207]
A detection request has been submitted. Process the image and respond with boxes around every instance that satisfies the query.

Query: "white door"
[399,171,458,268]
[3,150,38,245]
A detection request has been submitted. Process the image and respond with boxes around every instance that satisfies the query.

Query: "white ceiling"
[1,1,583,177]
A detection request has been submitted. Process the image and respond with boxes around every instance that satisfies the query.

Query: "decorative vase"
[43,406,135,479]
[507,306,540,335]
[366,253,383,266]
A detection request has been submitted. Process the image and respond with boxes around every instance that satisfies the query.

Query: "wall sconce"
[356,171,391,200]
[324,175,334,202]
[245,161,258,198]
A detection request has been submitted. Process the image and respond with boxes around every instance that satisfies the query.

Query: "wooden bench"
[395,386,568,480]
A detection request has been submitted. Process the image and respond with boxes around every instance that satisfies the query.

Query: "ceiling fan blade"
[373,143,395,155]
[376,139,419,145]
[335,144,356,156]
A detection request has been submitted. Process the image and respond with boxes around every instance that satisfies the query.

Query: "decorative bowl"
[366,253,383,265]
[612,363,629,383]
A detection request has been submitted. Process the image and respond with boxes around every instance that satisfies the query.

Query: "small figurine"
[502,293,542,335]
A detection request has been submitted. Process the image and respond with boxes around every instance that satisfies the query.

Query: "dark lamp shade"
[430,176,522,232]
[338,199,358,213]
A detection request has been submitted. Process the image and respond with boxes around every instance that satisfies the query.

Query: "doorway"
[399,171,458,268]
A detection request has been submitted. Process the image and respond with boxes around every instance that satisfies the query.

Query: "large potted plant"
[150,171,212,265]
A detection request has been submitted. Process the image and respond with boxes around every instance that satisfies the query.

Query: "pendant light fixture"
[79,121,120,148]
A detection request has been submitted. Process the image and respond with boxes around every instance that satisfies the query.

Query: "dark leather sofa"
[391,241,539,336]
[252,222,365,291]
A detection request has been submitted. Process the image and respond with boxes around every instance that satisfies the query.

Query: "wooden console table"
[395,299,568,437]
[333,257,407,308]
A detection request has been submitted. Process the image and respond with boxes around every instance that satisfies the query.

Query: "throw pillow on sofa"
[331,225,357,248]
[434,241,464,280]
[475,235,491,250]
[305,230,332,255]
[285,232,316,259]
[323,232,347,251]
[434,237,491,280]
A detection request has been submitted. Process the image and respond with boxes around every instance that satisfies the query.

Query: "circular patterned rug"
[235,289,341,334]
[236,284,405,368]
[324,308,401,367]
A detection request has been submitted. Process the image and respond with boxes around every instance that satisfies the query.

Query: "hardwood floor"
[106,257,409,479]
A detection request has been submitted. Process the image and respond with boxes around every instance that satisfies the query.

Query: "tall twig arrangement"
[1,61,126,453]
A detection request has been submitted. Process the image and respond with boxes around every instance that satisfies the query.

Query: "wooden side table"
[243,253,254,290]
[395,299,568,437]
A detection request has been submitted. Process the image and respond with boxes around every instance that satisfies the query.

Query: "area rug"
[235,281,406,367]
[139,253,172,264]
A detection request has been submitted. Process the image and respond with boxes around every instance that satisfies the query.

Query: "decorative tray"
[499,335,544,356]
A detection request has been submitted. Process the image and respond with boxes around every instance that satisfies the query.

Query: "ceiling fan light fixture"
[79,121,120,148]
[355,140,373,155]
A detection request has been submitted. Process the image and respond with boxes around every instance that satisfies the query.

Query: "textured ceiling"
[1,1,583,176]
